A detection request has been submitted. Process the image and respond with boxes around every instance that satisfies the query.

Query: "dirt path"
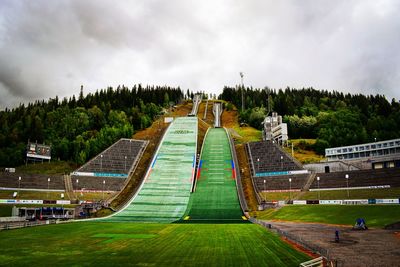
[263,220,400,266]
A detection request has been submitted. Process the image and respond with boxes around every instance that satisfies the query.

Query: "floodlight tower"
[240,72,245,112]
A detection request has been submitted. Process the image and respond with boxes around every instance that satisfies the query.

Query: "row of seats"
[0,173,65,190]
[0,172,126,192]
[309,168,400,189]
[254,174,309,191]
[247,141,302,175]
[77,139,146,174]
[71,176,125,191]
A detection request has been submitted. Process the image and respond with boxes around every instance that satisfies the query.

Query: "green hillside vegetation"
[13,161,77,175]
[283,139,324,164]
[0,85,185,166]
[220,87,400,154]
[0,222,310,266]
[256,205,400,228]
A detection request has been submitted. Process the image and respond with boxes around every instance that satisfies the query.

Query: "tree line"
[0,85,183,166]
[220,86,400,154]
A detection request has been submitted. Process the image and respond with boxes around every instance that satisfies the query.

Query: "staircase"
[302,172,316,191]
[64,174,74,199]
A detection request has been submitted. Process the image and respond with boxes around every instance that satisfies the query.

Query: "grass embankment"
[197,100,214,126]
[0,222,310,266]
[262,188,400,201]
[256,205,400,228]
[235,144,259,213]
[13,161,77,175]
[283,139,323,164]
[221,108,261,143]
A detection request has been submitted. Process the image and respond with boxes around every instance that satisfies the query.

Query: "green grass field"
[14,161,77,175]
[256,205,400,228]
[0,222,310,266]
[262,188,400,201]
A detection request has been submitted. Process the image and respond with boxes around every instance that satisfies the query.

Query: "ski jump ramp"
[106,117,198,222]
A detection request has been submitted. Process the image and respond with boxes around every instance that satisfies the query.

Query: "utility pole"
[240,72,244,112]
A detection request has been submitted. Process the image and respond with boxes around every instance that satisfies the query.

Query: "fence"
[0,219,60,231]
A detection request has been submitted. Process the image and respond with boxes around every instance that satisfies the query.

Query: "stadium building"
[325,138,400,169]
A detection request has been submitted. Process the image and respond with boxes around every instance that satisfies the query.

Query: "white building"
[262,112,288,144]
[325,138,400,169]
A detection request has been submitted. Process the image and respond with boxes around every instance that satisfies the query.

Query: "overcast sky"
[1,0,400,109]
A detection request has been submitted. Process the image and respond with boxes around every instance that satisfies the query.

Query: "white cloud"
[0,0,400,108]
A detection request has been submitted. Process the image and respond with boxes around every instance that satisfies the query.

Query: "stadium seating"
[245,141,310,193]
[309,168,400,189]
[75,139,147,175]
[71,176,125,191]
[247,141,303,175]
[0,173,64,190]
[254,174,309,191]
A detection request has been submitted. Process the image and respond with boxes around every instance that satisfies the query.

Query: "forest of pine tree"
[0,85,183,166]
[1,85,399,167]
[220,86,400,154]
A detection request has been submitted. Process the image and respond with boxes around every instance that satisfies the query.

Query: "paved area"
[264,220,400,266]
[107,117,197,222]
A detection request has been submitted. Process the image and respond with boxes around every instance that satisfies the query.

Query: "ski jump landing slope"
[183,128,245,223]
[107,117,198,222]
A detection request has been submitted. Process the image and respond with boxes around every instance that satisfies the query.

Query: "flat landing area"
[0,222,310,266]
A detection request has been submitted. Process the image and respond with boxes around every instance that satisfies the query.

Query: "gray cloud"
[1,0,400,109]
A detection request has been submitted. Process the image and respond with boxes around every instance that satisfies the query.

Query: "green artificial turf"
[256,205,400,227]
[183,128,244,222]
[0,222,310,266]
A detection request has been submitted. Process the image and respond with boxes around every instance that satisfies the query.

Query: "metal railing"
[0,219,59,231]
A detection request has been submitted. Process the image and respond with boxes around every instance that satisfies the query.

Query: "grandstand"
[0,173,64,191]
[71,176,125,192]
[247,140,304,176]
[309,168,400,190]
[246,140,310,196]
[212,102,222,128]
[253,174,310,192]
[188,94,202,116]
[105,117,198,222]
[183,128,244,222]
[72,138,147,178]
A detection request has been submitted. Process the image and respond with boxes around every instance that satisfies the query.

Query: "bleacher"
[0,173,65,190]
[247,140,303,176]
[246,140,310,193]
[254,174,309,192]
[71,176,125,192]
[73,138,147,176]
[309,168,400,190]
